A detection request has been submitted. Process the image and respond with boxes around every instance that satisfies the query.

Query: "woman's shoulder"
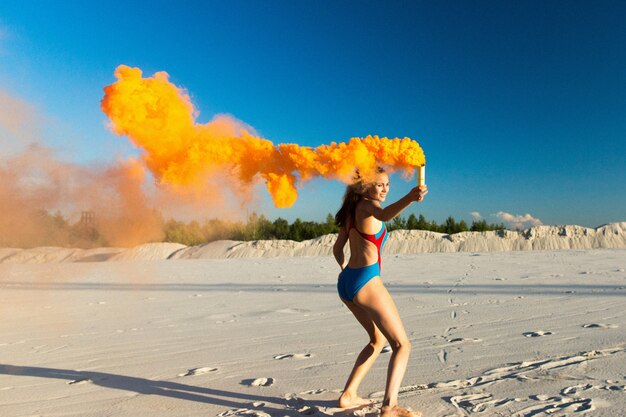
[356,198,376,208]
[356,198,379,214]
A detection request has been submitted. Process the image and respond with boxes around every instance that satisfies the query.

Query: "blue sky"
[1,0,625,228]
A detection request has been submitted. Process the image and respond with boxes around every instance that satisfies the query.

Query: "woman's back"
[346,200,387,269]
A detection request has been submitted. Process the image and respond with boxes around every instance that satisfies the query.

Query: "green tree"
[416,214,429,230]
[470,219,488,232]
[443,216,457,234]
[256,215,273,239]
[290,218,304,241]
[300,220,318,241]
[406,214,418,229]
[272,218,290,239]
[163,219,205,245]
[321,213,339,235]
[388,216,407,231]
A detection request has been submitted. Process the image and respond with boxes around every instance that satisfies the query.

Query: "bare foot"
[381,405,422,417]
[338,392,374,409]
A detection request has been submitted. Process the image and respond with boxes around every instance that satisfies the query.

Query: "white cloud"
[470,211,482,220]
[496,211,543,230]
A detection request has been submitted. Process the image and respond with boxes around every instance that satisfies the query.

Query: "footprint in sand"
[275,308,311,314]
[450,393,492,413]
[242,377,275,387]
[296,405,320,415]
[561,383,594,395]
[284,393,309,412]
[523,331,553,337]
[450,393,521,414]
[178,367,218,376]
[519,396,594,415]
[448,337,482,343]
[283,394,333,416]
[299,388,328,395]
[283,393,338,417]
[369,384,430,399]
[353,405,381,417]
[218,409,271,417]
[273,353,313,360]
[582,323,618,329]
[601,384,626,391]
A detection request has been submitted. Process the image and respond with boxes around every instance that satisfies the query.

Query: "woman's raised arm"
[363,186,427,222]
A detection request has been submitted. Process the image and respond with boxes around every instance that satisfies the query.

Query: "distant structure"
[80,211,95,227]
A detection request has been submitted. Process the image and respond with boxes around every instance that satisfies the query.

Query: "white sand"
[1,248,625,416]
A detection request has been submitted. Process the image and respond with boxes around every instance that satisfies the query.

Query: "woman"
[333,167,427,417]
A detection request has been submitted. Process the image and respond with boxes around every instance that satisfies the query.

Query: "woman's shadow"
[0,363,338,415]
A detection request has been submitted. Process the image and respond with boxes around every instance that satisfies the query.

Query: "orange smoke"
[101,65,426,208]
[0,87,164,248]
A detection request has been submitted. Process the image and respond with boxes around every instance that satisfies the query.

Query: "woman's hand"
[408,185,428,202]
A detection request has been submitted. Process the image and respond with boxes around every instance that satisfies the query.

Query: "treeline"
[163,213,505,245]
[0,210,108,249]
[163,213,339,246]
[2,210,505,249]
[386,214,505,234]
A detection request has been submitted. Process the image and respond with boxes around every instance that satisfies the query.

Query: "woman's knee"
[388,338,411,353]
[370,333,387,351]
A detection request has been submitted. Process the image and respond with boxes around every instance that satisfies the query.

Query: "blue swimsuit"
[337,221,388,301]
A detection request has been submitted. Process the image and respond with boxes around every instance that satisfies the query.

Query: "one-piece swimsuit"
[337,220,388,301]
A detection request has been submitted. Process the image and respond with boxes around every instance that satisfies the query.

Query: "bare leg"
[354,277,420,417]
[338,298,387,408]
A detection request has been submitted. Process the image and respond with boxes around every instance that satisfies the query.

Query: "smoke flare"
[101,65,426,207]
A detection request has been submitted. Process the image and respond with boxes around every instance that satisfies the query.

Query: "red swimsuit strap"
[348,219,387,269]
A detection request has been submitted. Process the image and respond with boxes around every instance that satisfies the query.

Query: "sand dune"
[1,222,624,264]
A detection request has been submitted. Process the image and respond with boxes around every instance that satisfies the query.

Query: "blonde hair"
[334,167,385,227]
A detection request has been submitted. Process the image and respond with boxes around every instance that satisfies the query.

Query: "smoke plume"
[101,65,426,208]
[0,89,163,248]
[0,65,426,248]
